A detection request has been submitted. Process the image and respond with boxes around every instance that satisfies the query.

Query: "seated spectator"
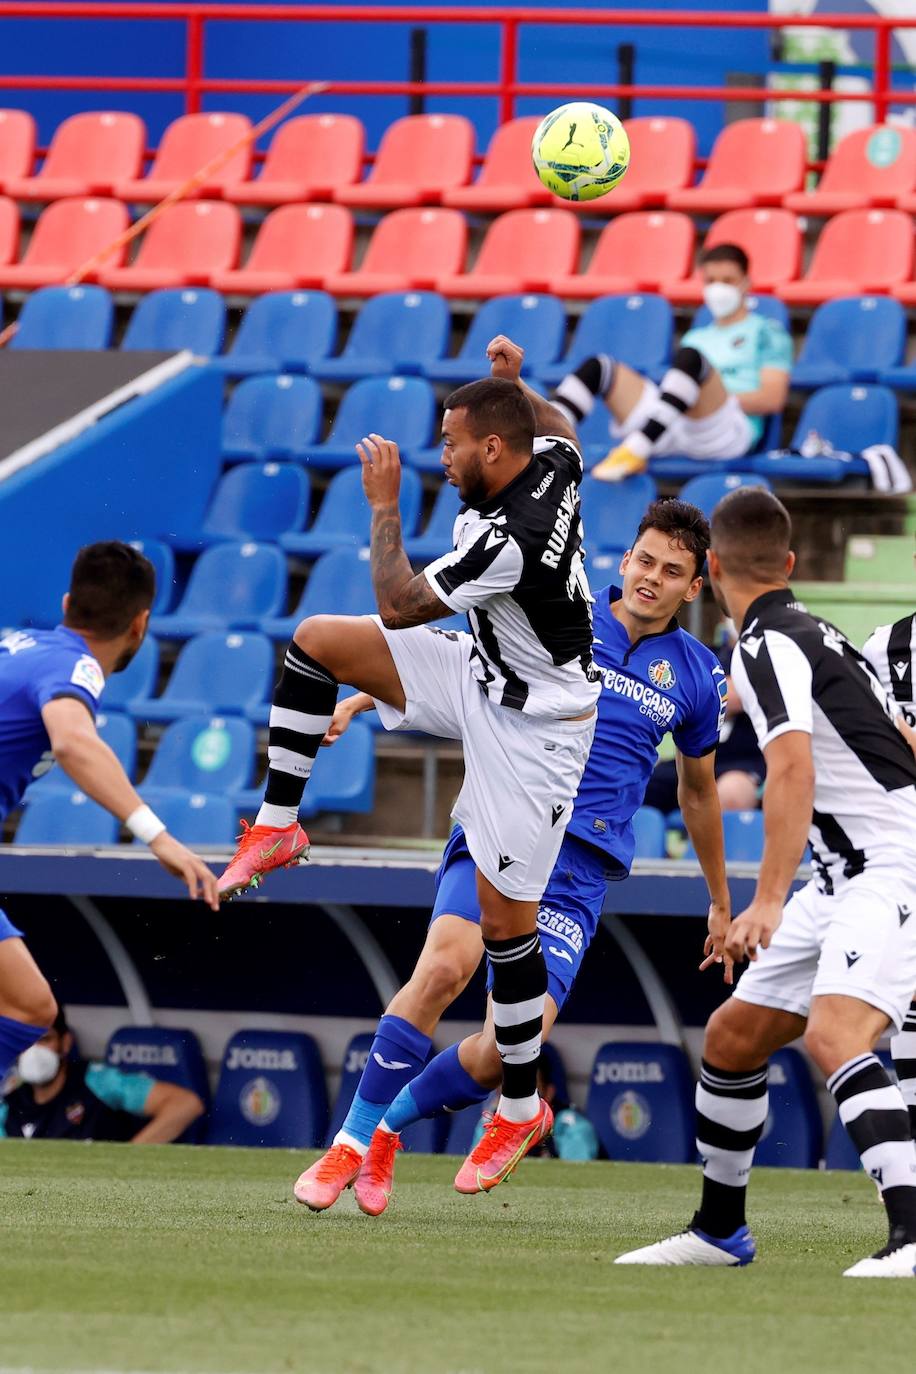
[551,242,792,481]
[0,1008,204,1143]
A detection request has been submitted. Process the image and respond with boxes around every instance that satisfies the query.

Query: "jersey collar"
[55,625,92,654]
[740,586,796,633]
[467,457,537,514]
[606,585,679,663]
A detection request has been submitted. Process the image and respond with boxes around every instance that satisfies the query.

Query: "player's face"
[440,408,490,505]
[620,529,702,628]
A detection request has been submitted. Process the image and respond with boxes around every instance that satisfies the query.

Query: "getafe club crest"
[648,658,676,690]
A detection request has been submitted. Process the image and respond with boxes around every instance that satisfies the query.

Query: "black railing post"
[818,59,837,162]
[617,43,635,121]
[409,28,428,116]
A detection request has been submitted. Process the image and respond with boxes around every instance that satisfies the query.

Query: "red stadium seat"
[786,125,916,215]
[668,118,806,213]
[326,207,466,296]
[212,204,353,293]
[115,112,252,202]
[5,112,145,201]
[0,109,36,190]
[573,116,696,212]
[0,196,19,265]
[99,201,241,292]
[225,114,365,205]
[335,114,474,207]
[666,208,802,304]
[0,197,128,289]
[437,208,579,298]
[549,211,693,299]
[443,117,551,211]
[779,209,913,305]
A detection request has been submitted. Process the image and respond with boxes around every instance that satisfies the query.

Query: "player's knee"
[703,1002,760,1070]
[16,978,57,1029]
[672,346,711,386]
[292,615,331,660]
[802,1019,857,1076]
[462,1034,502,1091]
[415,953,469,1014]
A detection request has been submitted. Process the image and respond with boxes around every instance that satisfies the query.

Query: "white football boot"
[844,1231,916,1278]
[615,1223,756,1267]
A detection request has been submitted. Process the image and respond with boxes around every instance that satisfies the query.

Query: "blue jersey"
[0,626,104,820]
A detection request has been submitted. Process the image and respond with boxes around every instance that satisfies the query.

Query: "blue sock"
[336,1014,431,1151]
[384,1044,491,1135]
[0,1013,48,1079]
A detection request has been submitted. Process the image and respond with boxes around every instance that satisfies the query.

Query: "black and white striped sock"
[485,931,547,1124]
[551,354,616,426]
[625,345,710,461]
[694,1060,768,1238]
[255,641,338,829]
[890,1001,916,1136]
[829,1052,916,1239]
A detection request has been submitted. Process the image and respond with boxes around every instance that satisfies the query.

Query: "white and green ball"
[531,101,630,202]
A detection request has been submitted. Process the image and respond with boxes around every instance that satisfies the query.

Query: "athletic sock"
[551,354,616,426]
[828,1052,916,1241]
[381,1043,491,1136]
[693,1059,768,1239]
[334,1014,431,1155]
[0,1012,49,1079]
[624,345,710,461]
[255,641,338,829]
[484,931,547,1123]
[890,1000,916,1137]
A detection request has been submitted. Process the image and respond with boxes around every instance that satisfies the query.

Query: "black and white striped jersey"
[730,588,916,893]
[863,613,916,728]
[424,435,600,719]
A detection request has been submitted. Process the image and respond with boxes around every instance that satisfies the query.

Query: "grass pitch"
[1,1142,914,1374]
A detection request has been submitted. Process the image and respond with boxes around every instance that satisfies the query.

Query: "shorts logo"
[899,904,912,926]
[648,658,676,690]
[498,854,515,872]
[611,1090,652,1141]
[240,1076,281,1126]
[844,950,862,969]
[551,804,565,827]
[548,945,574,965]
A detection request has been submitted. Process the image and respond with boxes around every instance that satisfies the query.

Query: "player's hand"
[724,898,783,965]
[487,334,524,383]
[699,899,734,985]
[149,832,220,911]
[357,433,402,508]
[321,698,359,746]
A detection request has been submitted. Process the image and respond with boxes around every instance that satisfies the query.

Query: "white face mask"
[703,281,744,321]
[18,1044,61,1086]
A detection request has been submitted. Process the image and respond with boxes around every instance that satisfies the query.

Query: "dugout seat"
[549,212,694,299]
[791,297,906,389]
[206,1030,328,1149]
[325,1032,444,1153]
[0,109,36,190]
[586,1041,694,1162]
[104,1025,210,1144]
[536,293,673,388]
[279,467,422,561]
[678,472,771,519]
[685,809,764,863]
[786,125,916,215]
[225,113,365,205]
[303,375,437,471]
[301,718,376,817]
[749,385,897,485]
[0,196,18,267]
[141,715,254,797]
[150,542,287,639]
[443,116,549,211]
[668,117,806,213]
[632,806,667,861]
[26,711,137,799]
[325,207,467,297]
[666,208,802,305]
[178,462,309,549]
[98,633,159,712]
[577,116,696,213]
[0,197,129,289]
[438,208,579,299]
[424,293,565,385]
[262,546,378,640]
[221,375,322,464]
[130,631,273,723]
[311,291,451,382]
[121,287,226,355]
[779,209,912,305]
[755,1048,822,1169]
[403,480,463,562]
[9,284,113,349]
[216,290,337,377]
[211,203,354,295]
[5,112,144,201]
[579,473,657,553]
[15,790,120,846]
[115,112,253,202]
[99,201,241,293]
[335,113,474,208]
[127,538,178,615]
[135,791,237,848]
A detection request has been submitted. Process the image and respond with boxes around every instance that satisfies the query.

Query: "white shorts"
[613,382,754,461]
[370,619,595,901]
[732,864,916,1031]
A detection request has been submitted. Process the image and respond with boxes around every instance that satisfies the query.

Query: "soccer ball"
[531,101,630,202]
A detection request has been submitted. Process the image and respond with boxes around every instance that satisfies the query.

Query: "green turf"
[1,1142,914,1374]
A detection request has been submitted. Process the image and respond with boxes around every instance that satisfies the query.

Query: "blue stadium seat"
[537,294,674,388]
[311,291,451,382]
[9,284,113,349]
[325,1033,444,1154]
[172,462,309,550]
[141,715,255,797]
[150,542,287,640]
[403,480,463,562]
[579,472,657,554]
[128,538,177,614]
[280,465,422,560]
[685,808,764,862]
[755,1047,822,1169]
[586,1041,694,1162]
[749,384,895,484]
[130,631,273,722]
[121,287,226,356]
[15,790,120,846]
[136,791,237,847]
[26,710,137,798]
[576,399,614,468]
[98,633,159,714]
[300,718,375,818]
[260,546,377,640]
[792,297,905,389]
[105,1025,210,1143]
[215,290,338,377]
[677,471,772,519]
[306,376,436,470]
[632,806,666,860]
[206,1029,328,1148]
[691,293,790,332]
[221,375,322,465]
[425,293,566,384]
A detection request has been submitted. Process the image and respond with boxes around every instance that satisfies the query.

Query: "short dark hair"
[64,541,156,638]
[634,498,710,576]
[443,377,536,455]
[710,487,792,580]
[700,242,749,276]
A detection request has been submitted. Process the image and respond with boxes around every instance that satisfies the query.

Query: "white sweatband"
[125,805,166,845]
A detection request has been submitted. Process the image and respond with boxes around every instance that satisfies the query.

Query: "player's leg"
[0,922,58,1079]
[890,997,916,1137]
